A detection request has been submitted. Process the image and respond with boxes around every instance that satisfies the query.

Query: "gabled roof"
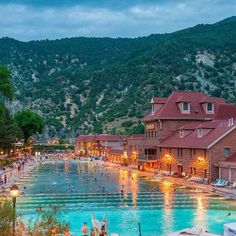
[143,91,226,122]
[127,134,145,140]
[151,97,168,104]
[159,120,236,149]
[76,134,127,142]
[96,134,127,141]
[215,104,236,120]
[108,148,124,155]
[76,135,97,142]
[199,97,225,104]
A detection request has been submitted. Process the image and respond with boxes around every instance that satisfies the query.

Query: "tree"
[0,103,21,151]
[93,121,103,134]
[0,66,13,101]
[14,110,44,143]
[0,66,20,152]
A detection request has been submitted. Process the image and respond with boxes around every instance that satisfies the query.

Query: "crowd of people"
[81,214,108,236]
[0,159,31,190]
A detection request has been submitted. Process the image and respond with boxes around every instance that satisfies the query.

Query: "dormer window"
[197,128,203,138]
[182,102,190,113]
[152,104,154,113]
[206,102,214,113]
[179,130,184,138]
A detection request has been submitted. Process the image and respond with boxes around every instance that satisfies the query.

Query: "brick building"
[218,153,236,182]
[74,134,127,157]
[138,91,236,181]
[74,91,236,182]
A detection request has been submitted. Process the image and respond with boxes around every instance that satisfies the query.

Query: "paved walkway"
[97,161,236,199]
[0,158,39,195]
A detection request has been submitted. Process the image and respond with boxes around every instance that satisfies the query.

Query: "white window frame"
[206,102,214,113]
[182,102,190,113]
[180,130,184,138]
[197,128,203,138]
[152,104,155,113]
[224,148,230,158]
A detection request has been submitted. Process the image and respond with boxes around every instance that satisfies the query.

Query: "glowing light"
[165,154,171,160]
[198,157,205,162]
[162,180,173,187]
[10,185,19,198]
[123,151,127,158]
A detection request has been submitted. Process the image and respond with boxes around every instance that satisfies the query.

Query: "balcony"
[138,155,157,161]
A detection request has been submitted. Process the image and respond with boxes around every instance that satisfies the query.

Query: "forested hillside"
[0,17,235,140]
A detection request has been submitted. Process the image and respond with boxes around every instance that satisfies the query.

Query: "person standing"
[81,222,89,236]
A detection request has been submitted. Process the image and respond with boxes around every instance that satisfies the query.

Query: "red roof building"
[159,120,236,149]
[137,91,236,180]
[143,91,226,122]
[218,152,236,182]
[75,134,127,157]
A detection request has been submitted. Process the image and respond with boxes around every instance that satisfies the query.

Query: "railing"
[138,155,157,161]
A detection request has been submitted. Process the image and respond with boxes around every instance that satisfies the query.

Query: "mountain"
[0,17,235,140]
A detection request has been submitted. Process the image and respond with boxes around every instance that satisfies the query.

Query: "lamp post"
[10,184,19,235]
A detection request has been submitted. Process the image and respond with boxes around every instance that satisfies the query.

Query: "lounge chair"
[213,179,228,187]
[211,179,219,186]
[228,181,236,188]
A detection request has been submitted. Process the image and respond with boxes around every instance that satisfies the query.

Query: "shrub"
[0,200,14,235]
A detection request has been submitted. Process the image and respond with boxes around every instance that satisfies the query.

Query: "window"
[207,103,213,112]
[182,102,190,113]
[197,129,203,138]
[159,120,163,130]
[167,164,171,172]
[180,130,184,138]
[152,104,155,113]
[224,148,230,157]
[159,147,162,154]
[177,148,183,157]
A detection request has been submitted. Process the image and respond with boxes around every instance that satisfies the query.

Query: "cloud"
[0,0,235,41]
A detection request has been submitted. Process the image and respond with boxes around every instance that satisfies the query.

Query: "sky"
[0,0,235,41]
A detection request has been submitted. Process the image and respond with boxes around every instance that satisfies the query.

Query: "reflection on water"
[160,181,174,234]
[15,161,236,235]
[194,195,208,230]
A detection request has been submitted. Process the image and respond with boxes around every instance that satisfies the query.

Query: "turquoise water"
[16,161,236,235]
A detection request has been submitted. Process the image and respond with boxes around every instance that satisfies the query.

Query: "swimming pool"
[16,160,236,235]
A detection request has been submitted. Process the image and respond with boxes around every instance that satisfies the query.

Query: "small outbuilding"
[218,152,236,182]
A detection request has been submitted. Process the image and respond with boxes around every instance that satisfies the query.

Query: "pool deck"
[0,159,39,196]
[97,160,236,199]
